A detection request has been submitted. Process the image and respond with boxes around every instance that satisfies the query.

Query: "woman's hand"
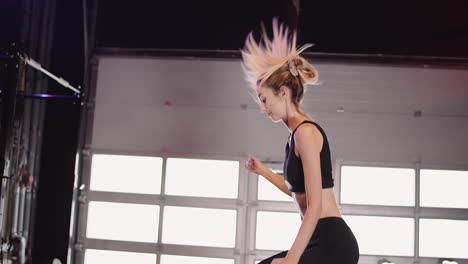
[244,154,268,176]
[271,257,298,264]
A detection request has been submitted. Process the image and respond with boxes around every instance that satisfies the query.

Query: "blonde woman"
[242,19,360,264]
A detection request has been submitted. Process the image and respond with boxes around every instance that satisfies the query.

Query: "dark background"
[1,0,467,263]
[1,0,84,263]
[95,0,468,57]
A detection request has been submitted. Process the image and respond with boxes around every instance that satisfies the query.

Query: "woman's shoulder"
[293,121,323,152]
[293,122,321,139]
[293,120,321,137]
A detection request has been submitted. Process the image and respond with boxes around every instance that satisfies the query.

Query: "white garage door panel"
[91,56,468,166]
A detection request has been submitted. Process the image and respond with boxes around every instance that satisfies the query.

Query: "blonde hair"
[241,18,319,107]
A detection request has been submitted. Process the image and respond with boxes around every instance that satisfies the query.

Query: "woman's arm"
[245,155,292,197]
[284,125,323,262]
[260,168,292,197]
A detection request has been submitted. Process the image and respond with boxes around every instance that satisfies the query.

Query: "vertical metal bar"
[12,185,21,236]
[246,169,260,263]
[0,179,12,239]
[156,155,168,264]
[18,186,26,236]
[22,186,32,240]
[69,0,100,262]
[27,0,57,260]
[70,58,100,264]
[414,161,421,263]
[0,54,20,240]
[22,0,42,258]
[236,158,249,264]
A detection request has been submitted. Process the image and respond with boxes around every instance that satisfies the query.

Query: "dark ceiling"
[96,0,468,58]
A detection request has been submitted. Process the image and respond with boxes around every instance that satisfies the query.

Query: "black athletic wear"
[283,120,334,192]
[261,121,359,264]
[258,217,360,264]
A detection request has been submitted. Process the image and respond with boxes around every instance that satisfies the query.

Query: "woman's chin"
[270,116,281,123]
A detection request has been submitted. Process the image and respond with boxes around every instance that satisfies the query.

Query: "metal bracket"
[74,243,84,252]
[77,195,87,204]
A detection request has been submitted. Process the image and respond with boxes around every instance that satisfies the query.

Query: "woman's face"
[256,85,285,122]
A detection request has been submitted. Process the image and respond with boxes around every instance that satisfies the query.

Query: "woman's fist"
[244,154,267,175]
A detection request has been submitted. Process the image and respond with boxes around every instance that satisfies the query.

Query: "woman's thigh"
[258,249,320,264]
[299,248,320,263]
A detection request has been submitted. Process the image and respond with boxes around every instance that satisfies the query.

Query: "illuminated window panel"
[256,211,301,250]
[86,201,159,242]
[341,166,415,206]
[257,171,292,202]
[84,249,156,264]
[160,255,234,264]
[343,215,414,256]
[162,206,236,248]
[90,154,162,194]
[420,169,468,209]
[419,218,468,259]
[165,158,239,198]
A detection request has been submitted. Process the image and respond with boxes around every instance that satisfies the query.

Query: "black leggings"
[259,217,359,264]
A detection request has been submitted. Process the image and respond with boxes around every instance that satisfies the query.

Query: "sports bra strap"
[291,120,316,136]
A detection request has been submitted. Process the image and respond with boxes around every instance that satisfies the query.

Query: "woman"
[242,19,360,264]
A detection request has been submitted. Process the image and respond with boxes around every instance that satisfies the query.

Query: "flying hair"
[241,18,319,97]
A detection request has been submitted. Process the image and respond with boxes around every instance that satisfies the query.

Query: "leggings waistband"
[317,216,345,224]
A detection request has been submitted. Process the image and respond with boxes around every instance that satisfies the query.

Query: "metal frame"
[76,149,250,264]
[74,149,299,264]
[72,138,468,264]
[76,149,468,264]
[69,0,100,261]
[336,159,468,264]
[22,0,58,261]
[0,49,51,264]
[94,48,468,71]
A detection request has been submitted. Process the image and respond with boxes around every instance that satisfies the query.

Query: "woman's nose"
[260,104,267,113]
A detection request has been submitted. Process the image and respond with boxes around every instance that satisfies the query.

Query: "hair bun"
[287,59,299,77]
[295,57,318,85]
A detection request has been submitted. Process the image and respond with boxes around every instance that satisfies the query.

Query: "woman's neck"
[283,104,313,132]
[284,114,310,133]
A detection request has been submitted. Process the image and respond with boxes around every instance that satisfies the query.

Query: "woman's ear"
[280,86,288,99]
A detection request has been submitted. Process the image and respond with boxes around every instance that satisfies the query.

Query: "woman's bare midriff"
[292,187,342,219]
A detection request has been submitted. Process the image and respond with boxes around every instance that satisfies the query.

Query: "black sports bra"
[283,120,334,192]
